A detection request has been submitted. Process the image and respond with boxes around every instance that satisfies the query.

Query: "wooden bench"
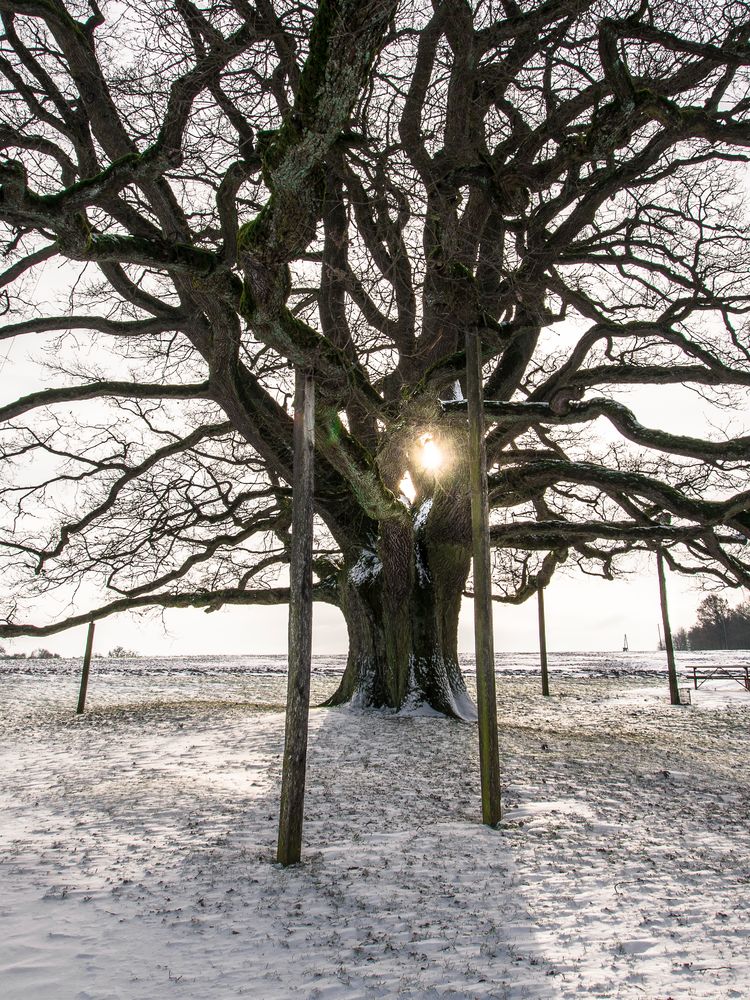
[682,664,750,692]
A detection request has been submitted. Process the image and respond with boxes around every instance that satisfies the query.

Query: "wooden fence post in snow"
[537,584,550,697]
[277,368,315,866]
[76,620,95,714]
[656,548,681,706]
[466,330,502,827]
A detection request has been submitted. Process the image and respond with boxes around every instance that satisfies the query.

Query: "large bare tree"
[2,0,750,717]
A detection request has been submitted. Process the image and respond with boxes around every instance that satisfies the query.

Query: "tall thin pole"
[537,584,550,697]
[466,330,502,826]
[277,368,315,866]
[656,548,680,706]
[76,620,95,714]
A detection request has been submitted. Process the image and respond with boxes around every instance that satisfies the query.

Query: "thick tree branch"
[0,581,339,639]
[0,381,212,423]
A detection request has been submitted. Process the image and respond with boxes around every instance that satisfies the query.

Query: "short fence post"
[656,548,680,705]
[537,584,550,697]
[76,620,95,714]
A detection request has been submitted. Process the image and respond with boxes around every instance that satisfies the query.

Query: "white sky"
[0,340,732,658]
[0,559,716,658]
[1,268,747,659]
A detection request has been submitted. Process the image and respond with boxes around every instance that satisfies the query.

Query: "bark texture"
[327,487,476,719]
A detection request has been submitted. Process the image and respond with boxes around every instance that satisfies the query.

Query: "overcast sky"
[0,555,721,658]
[1,270,746,659]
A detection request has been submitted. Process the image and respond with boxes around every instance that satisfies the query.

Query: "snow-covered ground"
[1,652,749,999]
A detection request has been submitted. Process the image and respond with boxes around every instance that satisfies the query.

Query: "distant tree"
[672,628,689,652]
[108,646,138,658]
[728,600,750,647]
[29,648,61,659]
[687,594,750,649]
[697,594,731,625]
[2,1,750,717]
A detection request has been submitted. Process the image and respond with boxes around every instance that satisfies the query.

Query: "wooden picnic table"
[682,663,750,692]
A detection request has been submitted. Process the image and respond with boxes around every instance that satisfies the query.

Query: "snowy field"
[1,651,749,999]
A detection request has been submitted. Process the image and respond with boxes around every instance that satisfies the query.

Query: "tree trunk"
[325,493,477,720]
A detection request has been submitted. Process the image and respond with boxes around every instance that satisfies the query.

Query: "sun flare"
[417,433,443,472]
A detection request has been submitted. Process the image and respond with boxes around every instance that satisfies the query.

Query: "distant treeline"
[0,645,138,659]
[0,647,62,660]
[674,595,750,650]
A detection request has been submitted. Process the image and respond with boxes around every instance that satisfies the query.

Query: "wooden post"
[656,548,680,705]
[76,620,95,714]
[466,330,502,827]
[277,368,315,866]
[537,584,550,697]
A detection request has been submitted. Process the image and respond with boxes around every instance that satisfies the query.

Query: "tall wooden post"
[277,368,315,866]
[656,548,680,706]
[537,584,550,697]
[76,620,95,714]
[466,330,502,826]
